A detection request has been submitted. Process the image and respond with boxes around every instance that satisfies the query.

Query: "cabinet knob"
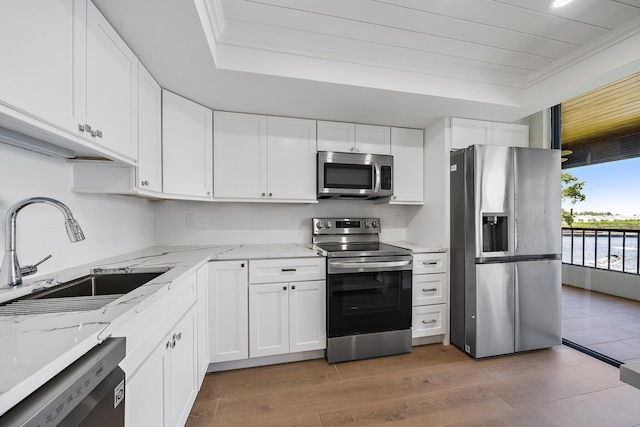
[95,130,103,138]
[282,286,287,291]
[292,285,296,290]
[261,193,266,197]
[350,147,355,152]
[84,124,92,133]
[78,124,85,132]
[175,332,182,342]
[269,193,272,197]
[241,263,245,268]
[422,288,438,292]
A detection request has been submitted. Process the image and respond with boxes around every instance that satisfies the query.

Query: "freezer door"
[472,145,514,259]
[513,148,561,256]
[515,259,562,352]
[472,263,515,358]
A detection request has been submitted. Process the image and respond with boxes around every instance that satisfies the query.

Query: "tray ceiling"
[207,0,640,88]
[93,0,640,127]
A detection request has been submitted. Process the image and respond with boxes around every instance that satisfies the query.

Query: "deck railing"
[562,227,640,274]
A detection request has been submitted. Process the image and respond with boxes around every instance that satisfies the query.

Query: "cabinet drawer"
[249,258,326,284]
[412,304,446,338]
[413,253,447,275]
[412,273,446,306]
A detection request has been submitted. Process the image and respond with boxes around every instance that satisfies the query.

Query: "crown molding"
[194,0,226,65]
[526,15,640,88]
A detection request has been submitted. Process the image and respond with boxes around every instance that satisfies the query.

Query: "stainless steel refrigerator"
[450,145,562,358]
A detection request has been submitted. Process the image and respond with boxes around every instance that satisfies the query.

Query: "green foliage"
[576,211,612,216]
[570,220,640,230]
[561,171,586,226]
[561,172,586,205]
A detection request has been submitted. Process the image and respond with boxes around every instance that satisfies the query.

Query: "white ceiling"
[94,0,640,128]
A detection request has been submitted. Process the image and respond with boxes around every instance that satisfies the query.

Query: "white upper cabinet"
[492,122,530,148]
[317,121,355,152]
[0,1,139,162]
[0,0,86,134]
[213,112,267,199]
[317,121,390,155]
[451,118,529,150]
[213,112,317,202]
[85,1,138,160]
[390,127,424,205]
[137,64,162,193]
[355,124,391,155]
[267,116,317,201]
[162,90,213,199]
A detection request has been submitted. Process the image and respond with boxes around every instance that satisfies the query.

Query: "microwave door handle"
[373,162,381,192]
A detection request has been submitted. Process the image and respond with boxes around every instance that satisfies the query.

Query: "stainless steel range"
[312,217,413,363]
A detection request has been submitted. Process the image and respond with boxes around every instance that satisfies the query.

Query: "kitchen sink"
[0,269,170,316]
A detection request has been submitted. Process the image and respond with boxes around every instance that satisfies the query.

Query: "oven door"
[327,256,412,337]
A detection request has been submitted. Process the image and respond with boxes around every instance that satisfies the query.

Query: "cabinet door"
[355,124,391,155]
[289,280,326,352]
[492,123,529,148]
[0,0,86,135]
[249,283,289,357]
[450,118,492,150]
[162,90,213,197]
[196,265,209,384]
[137,64,162,193]
[213,111,267,199]
[317,120,355,153]
[168,306,198,427]
[390,127,424,204]
[125,335,168,427]
[86,2,138,160]
[208,261,248,362]
[267,116,317,201]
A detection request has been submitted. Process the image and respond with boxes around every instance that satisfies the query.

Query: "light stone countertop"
[386,241,448,254]
[0,243,320,415]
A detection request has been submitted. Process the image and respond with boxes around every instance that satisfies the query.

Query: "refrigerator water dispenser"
[482,214,508,252]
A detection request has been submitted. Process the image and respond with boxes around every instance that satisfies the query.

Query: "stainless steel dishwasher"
[0,337,126,427]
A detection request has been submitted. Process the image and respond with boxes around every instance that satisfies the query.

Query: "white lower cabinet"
[249,280,326,358]
[124,304,198,427]
[208,261,249,363]
[412,252,448,339]
[196,264,209,384]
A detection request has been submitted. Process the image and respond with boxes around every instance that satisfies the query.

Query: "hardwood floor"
[187,344,640,426]
[563,285,640,364]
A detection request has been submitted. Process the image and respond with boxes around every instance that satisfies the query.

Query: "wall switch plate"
[185,213,195,226]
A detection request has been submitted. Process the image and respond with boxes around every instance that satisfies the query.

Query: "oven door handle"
[330,260,412,269]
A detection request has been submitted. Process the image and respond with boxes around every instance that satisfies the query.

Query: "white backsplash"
[153,199,417,245]
[0,144,155,280]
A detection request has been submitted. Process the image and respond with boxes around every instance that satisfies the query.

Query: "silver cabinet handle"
[422,319,437,325]
[422,261,438,265]
[281,268,297,272]
[422,288,438,292]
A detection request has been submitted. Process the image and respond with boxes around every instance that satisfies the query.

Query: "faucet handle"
[20,255,52,277]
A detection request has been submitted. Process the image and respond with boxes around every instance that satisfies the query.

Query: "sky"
[562,157,640,216]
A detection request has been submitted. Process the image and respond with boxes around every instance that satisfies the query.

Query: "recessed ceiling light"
[551,0,574,7]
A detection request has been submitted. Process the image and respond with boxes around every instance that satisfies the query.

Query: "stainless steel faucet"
[0,197,85,288]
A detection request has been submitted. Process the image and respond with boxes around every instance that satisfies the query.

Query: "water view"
[562,230,640,274]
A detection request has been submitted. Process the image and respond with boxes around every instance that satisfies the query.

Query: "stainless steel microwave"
[317,151,393,199]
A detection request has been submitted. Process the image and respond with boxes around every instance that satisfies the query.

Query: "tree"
[561,171,586,226]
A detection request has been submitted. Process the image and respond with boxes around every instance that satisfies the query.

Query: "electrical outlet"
[185,213,195,227]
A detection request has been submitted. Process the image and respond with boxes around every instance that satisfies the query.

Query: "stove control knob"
[371,221,378,228]
[316,221,323,229]
[325,221,332,229]
[364,221,370,228]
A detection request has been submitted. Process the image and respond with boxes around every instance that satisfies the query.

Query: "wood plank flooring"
[187,344,640,426]
[563,284,640,364]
